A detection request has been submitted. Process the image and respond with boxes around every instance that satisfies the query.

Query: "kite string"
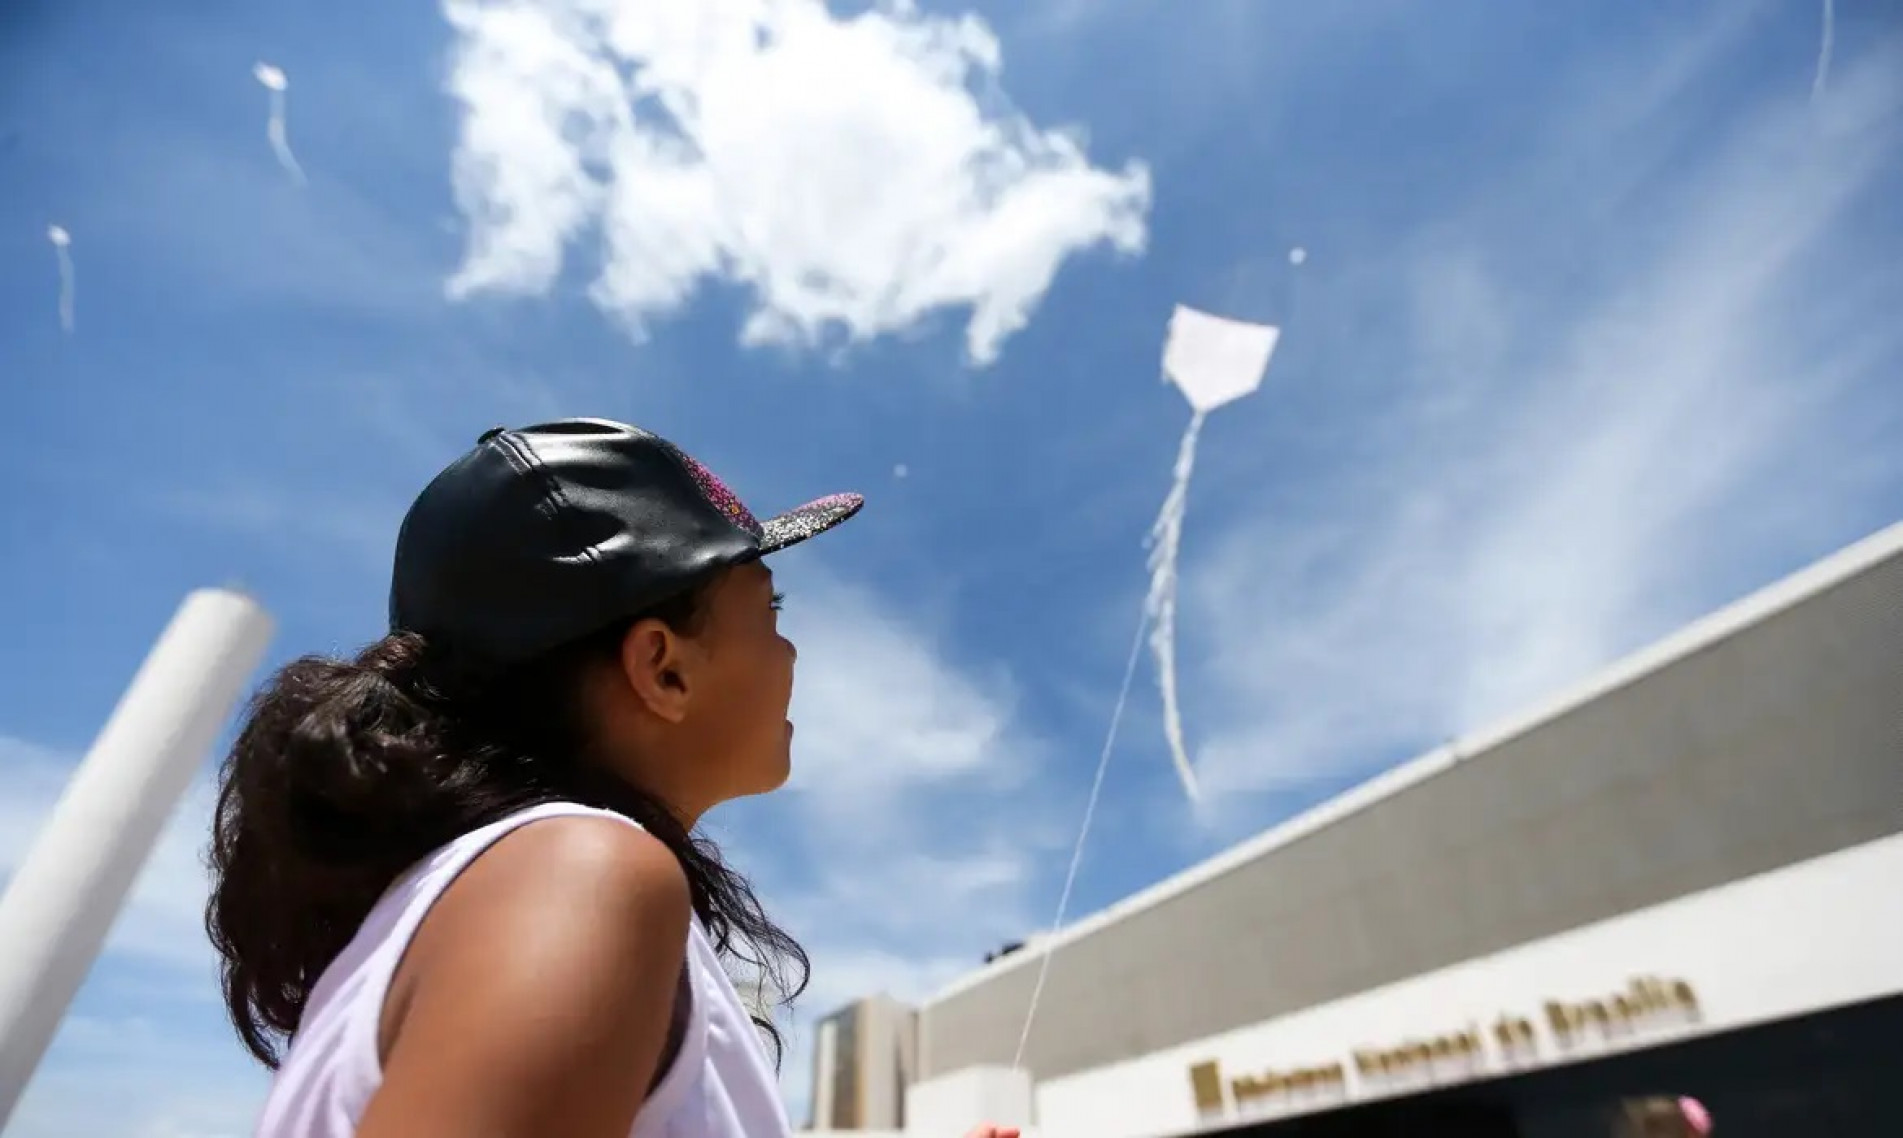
[1012,595,1153,1072]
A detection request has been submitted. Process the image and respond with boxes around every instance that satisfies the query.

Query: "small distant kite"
[1147,306,1282,801]
[46,225,74,333]
[253,61,306,185]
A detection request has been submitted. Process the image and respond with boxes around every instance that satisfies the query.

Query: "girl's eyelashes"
[770,591,787,612]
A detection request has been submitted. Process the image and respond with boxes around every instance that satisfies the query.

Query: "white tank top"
[253,802,792,1138]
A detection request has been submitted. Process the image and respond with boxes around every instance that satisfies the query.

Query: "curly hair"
[205,585,807,1069]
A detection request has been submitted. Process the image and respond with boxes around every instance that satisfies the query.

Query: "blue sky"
[3,0,1900,1133]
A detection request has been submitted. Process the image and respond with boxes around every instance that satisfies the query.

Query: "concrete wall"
[920,523,1903,1084]
[908,1067,1034,1135]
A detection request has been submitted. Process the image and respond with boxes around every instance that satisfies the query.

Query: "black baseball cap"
[389,418,863,671]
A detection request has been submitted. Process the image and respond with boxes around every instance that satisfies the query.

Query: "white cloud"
[1184,33,1903,805]
[780,570,1024,815]
[771,567,1048,944]
[439,0,1151,363]
[149,485,400,576]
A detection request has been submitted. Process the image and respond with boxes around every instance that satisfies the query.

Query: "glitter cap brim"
[758,492,865,554]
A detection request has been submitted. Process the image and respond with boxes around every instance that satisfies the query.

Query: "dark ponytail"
[205,590,807,1069]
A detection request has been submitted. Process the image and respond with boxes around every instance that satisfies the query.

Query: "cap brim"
[758,492,864,554]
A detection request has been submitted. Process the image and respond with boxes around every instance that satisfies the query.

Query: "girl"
[206,419,1018,1138]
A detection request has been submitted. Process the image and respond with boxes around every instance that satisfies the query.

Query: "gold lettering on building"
[1188,1060,1224,1114]
[1491,1014,1539,1067]
[1544,976,1699,1049]
[1187,975,1702,1119]
[1351,1024,1483,1079]
[1188,1058,1346,1116]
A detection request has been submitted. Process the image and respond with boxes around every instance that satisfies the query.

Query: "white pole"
[0,588,274,1128]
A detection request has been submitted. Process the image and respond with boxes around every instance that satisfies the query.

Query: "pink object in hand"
[1678,1096,1712,1134]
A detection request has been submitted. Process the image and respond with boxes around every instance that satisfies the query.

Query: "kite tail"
[54,248,75,334]
[1145,409,1206,802]
[267,91,307,185]
[1813,0,1835,103]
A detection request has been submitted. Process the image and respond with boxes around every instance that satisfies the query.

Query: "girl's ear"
[619,619,693,723]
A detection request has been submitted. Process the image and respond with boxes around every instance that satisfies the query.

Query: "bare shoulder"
[421,813,693,976]
[463,813,690,913]
[361,814,693,1137]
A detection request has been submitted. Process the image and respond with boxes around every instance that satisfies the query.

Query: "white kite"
[1011,304,1284,1071]
[46,225,74,333]
[1146,306,1282,801]
[253,61,307,185]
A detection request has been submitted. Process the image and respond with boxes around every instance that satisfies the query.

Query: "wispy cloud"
[438,0,1151,363]
[10,1011,265,1138]
[149,484,401,574]
[778,569,1027,819]
[60,126,444,323]
[1185,29,1903,807]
